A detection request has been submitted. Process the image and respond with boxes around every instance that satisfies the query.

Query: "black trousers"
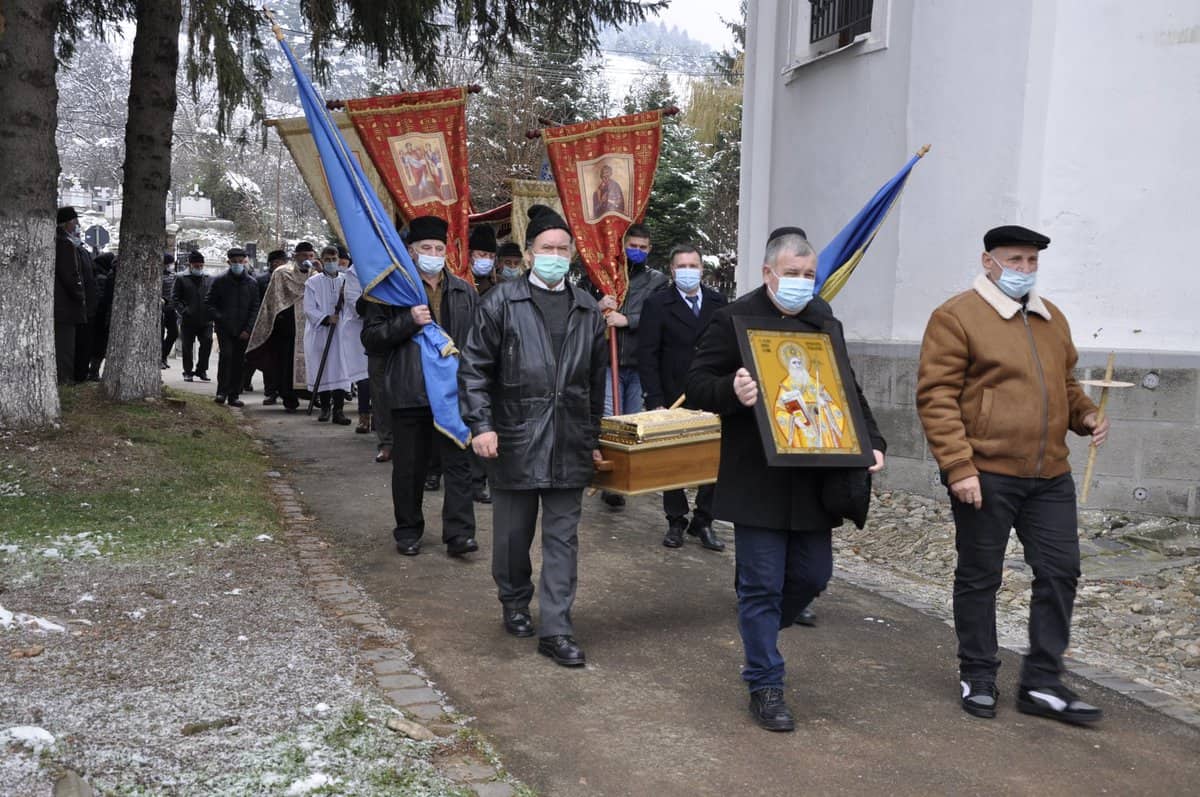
[390,408,475,545]
[950,471,1080,689]
[215,332,248,399]
[55,322,80,385]
[73,323,93,383]
[180,321,213,376]
[162,309,178,362]
[318,389,346,411]
[663,483,714,524]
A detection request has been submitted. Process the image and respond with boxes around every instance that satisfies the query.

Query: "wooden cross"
[1077,353,1134,504]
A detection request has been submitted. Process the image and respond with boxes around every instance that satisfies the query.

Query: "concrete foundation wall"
[849,341,1200,518]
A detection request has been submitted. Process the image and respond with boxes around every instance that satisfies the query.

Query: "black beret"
[984,225,1050,251]
[525,204,571,245]
[497,242,523,259]
[267,249,288,263]
[294,241,316,254]
[226,247,247,259]
[767,226,807,244]
[57,206,79,224]
[468,224,497,253]
[336,245,350,260]
[187,251,205,264]
[163,253,175,265]
[408,215,448,244]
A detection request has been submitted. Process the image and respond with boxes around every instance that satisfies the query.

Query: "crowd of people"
[54,202,1110,733]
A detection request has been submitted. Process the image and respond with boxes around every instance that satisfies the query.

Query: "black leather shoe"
[537,635,586,667]
[601,491,625,508]
[473,487,492,504]
[662,519,687,549]
[446,536,479,557]
[503,608,535,638]
[749,687,795,732]
[687,520,725,551]
[262,396,278,406]
[424,474,441,491]
[213,394,226,405]
[331,411,352,426]
[195,372,211,382]
[317,406,331,422]
[160,360,169,370]
[960,680,998,719]
[794,607,817,627]
[227,398,245,408]
[1017,684,1102,725]
[395,540,421,556]
[183,374,194,382]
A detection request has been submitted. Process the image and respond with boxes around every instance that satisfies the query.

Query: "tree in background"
[624,75,707,270]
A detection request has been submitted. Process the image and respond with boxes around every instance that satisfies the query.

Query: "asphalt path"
[172,371,1200,796]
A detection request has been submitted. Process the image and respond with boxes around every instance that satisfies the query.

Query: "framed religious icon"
[733,317,874,468]
[576,154,634,224]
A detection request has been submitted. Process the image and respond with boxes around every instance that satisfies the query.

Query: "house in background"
[738,0,1200,516]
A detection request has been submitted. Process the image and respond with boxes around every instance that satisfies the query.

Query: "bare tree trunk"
[103,0,182,401]
[0,0,62,427]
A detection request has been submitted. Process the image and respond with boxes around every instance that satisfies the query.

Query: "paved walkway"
[172,371,1200,796]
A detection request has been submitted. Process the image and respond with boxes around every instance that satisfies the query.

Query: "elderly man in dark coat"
[53,206,94,385]
[686,228,886,732]
[459,204,607,668]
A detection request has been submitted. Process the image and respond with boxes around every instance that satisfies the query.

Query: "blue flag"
[817,148,929,301]
[272,25,470,447]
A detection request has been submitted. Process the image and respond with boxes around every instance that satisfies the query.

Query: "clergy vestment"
[303,271,368,392]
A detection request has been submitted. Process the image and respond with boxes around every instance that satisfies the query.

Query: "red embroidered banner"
[345,88,472,282]
[543,110,664,304]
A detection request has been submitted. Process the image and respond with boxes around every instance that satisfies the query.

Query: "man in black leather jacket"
[459,204,607,669]
[361,216,479,559]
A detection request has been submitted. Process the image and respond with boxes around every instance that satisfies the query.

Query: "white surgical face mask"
[416,254,445,275]
[990,255,1037,299]
[674,267,702,292]
[768,271,815,314]
[471,257,495,277]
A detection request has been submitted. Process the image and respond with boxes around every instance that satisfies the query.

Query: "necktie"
[687,295,700,318]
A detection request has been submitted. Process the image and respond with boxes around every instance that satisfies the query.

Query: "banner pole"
[609,331,620,416]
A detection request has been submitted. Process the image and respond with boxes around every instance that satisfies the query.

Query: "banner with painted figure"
[266,114,399,243]
[344,88,473,282]
[542,110,665,304]
[510,178,564,251]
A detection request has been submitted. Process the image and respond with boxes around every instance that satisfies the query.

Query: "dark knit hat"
[294,241,316,254]
[408,215,448,244]
[983,225,1050,251]
[767,226,807,244]
[187,251,205,264]
[57,206,79,224]
[497,242,523,259]
[267,249,288,263]
[525,204,571,246]
[468,225,497,253]
[226,247,247,259]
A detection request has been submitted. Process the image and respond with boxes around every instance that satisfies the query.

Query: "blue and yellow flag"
[270,17,470,447]
[816,146,930,301]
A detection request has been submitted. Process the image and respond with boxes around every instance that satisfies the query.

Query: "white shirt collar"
[677,286,701,307]
[528,271,566,292]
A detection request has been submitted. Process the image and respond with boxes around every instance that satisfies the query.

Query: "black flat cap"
[267,249,288,263]
[525,204,571,245]
[767,226,807,244]
[294,241,316,253]
[226,247,247,259]
[984,225,1050,251]
[497,242,523,259]
[187,251,205,264]
[468,224,497,253]
[408,215,448,244]
[57,206,78,224]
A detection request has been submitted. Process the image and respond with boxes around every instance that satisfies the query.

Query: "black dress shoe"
[262,396,278,406]
[446,536,479,557]
[160,360,169,370]
[601,491,625,508]
[662,519,687,549]
[214,394,226,405]
[749,687,795,732]
[960,680,998,719]
[503,608,535,638]
[395,540,421,556]
[183,374,194,382]
[331,411,352,426]
[195,372,211,382]
[687,520,725,551]
[317,406,331,422]
[537,635,586,667]
[473,488,492,504]
[424,474,441,491]
[1017,684,1102,725]
[227,398,245,408]
[794,607,817,627]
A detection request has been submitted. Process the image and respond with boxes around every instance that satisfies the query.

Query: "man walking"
[468,225,498,295]
[304,245,367,425]
[172,251,213,383]
[246,243,315,412]
[638,243,726,551]
[362,217,478,558]
[53,207,90,384]
[161,254,179,369]
[687,228,886,730]
[205,247,261,407]
[459,204,607,668]
[255,249,288,403]
[916,225,1109,725]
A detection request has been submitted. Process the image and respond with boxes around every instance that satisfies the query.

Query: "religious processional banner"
[265,114,399,244]
[543,110,665,304]
[344,88,473,282]
[510,178,564,250]
[269,16,471,447]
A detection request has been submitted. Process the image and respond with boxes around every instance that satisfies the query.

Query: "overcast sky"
[650,0,742,50]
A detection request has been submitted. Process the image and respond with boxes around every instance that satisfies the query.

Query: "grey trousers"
[367,353,392,448]
[491,487,583,638]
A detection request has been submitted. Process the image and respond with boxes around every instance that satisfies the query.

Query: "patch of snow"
[125,608,146,621]
[1,605,66,633]
[314,702,331,714]
[223,589,243,596]
[1,726,56,754]
[285,771,337,795]
[255,534,274,542]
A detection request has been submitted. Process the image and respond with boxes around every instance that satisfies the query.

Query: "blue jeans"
[603,367,643,416]
[734,524,833,692]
